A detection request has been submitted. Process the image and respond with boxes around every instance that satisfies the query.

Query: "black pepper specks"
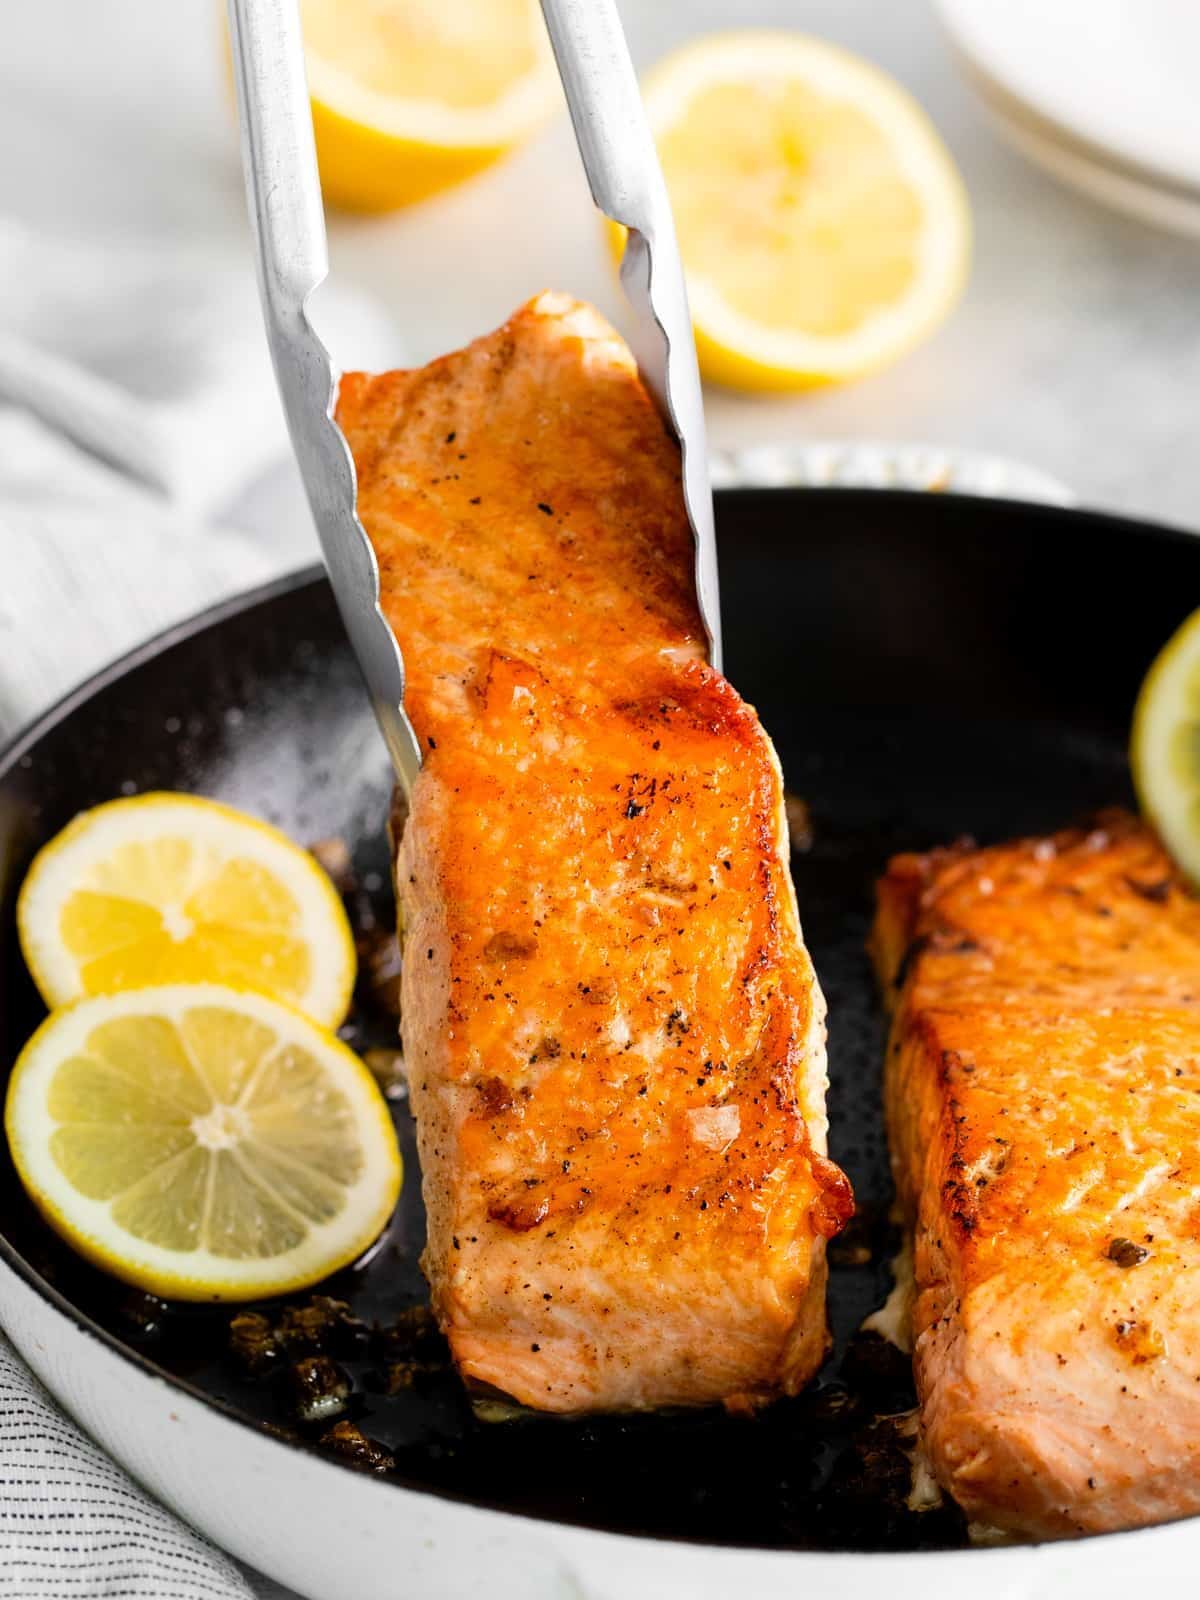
[1107,1237,1150,1269]
[1125,876,1171,904]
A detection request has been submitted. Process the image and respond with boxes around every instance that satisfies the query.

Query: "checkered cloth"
[0,1334,251,1598]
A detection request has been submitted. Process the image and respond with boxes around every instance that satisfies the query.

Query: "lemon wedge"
[1131,608,1200,885]
[629,31,970,390]
[18,794,355,1027]
[300,0,561,211]
[5,984,401,1301]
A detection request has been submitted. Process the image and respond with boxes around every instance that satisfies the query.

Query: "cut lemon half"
[5,984,401,1301]
[627,31,970,390]
[300,0,561,211]
[18,794,355,1027]
[1131,608,1200,885]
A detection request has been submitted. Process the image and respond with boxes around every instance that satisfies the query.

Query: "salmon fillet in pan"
[872,811,1200,1536]
[337,293,851,1414]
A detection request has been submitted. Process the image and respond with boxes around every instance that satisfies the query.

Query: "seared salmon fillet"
[872,810,1200,1536]
[337,293,850,1413]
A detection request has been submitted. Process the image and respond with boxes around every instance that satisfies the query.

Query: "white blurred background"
[4,0,1200,532]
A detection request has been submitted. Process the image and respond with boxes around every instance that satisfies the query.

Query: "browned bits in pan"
[228,1311,280,1376]
[117,1290,170,1344]
[228,1296,368,1379]
[277,1295,369,1358]
[361,929,403,1018]
[363,1047,409,1101]
[374,1304,449,1367]
[384,1359,444,1394]
[308,835,355,894]
[287,1354,352,1422]
[784,791,814,854]
[318,1420,395,1475]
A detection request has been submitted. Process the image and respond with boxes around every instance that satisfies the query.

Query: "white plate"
[936,0,1200,201]
[973,92,1200,240]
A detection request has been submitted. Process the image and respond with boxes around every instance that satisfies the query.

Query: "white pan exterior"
[1,1250,1196,1599]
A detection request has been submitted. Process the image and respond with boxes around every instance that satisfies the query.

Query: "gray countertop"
[3,0,1199,532]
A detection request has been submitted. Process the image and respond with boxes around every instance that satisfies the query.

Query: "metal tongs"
[228,0,721,803]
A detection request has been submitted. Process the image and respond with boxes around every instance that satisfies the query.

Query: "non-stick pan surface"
[0,488,1195,1554]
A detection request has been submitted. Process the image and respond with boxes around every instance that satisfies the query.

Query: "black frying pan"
[0,486,1194,1555]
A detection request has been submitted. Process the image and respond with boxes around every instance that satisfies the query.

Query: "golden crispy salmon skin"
[337,293,850,1413]
[873,811,1200,1536]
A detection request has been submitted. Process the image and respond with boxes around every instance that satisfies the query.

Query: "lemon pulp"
[6,985,401,1300]
[18,793,355,1027]
[302,0,545,111]
[299,0,559,211]
[662,79,925,342]
[1132,607,1200,885]
[633,32,970,390]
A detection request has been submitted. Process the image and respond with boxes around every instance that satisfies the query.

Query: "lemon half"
[633,31,970,390]
[18,794,355,1028]
[5,984,401,1301]
[1132,607,1200,885]
[301,0,561,211]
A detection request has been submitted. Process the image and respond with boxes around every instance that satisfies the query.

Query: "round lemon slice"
[5,984,401,1301]
[17,794,355,1027]
[632,31,970,390]
[300,0,561,211]
[1131,608,1200,885]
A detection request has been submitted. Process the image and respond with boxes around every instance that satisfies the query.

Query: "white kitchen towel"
[0,1330,250,1598]
[0,409,312,744]
[0,219,403,522]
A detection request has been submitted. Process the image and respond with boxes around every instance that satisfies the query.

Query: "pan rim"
[0,486,1196,1559]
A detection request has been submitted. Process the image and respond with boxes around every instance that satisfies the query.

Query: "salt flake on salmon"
[336,292,850,1413]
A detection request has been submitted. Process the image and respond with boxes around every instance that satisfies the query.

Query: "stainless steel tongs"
[228,0,721,802]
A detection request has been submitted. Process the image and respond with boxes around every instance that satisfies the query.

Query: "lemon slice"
[1131,608,1200,885]
[300,0,561,212]
[17,794,355,1027]
[630,31,970,390]
[5,984,401,1301]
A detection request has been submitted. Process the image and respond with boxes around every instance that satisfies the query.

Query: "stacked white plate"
[935,0,1200,236]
